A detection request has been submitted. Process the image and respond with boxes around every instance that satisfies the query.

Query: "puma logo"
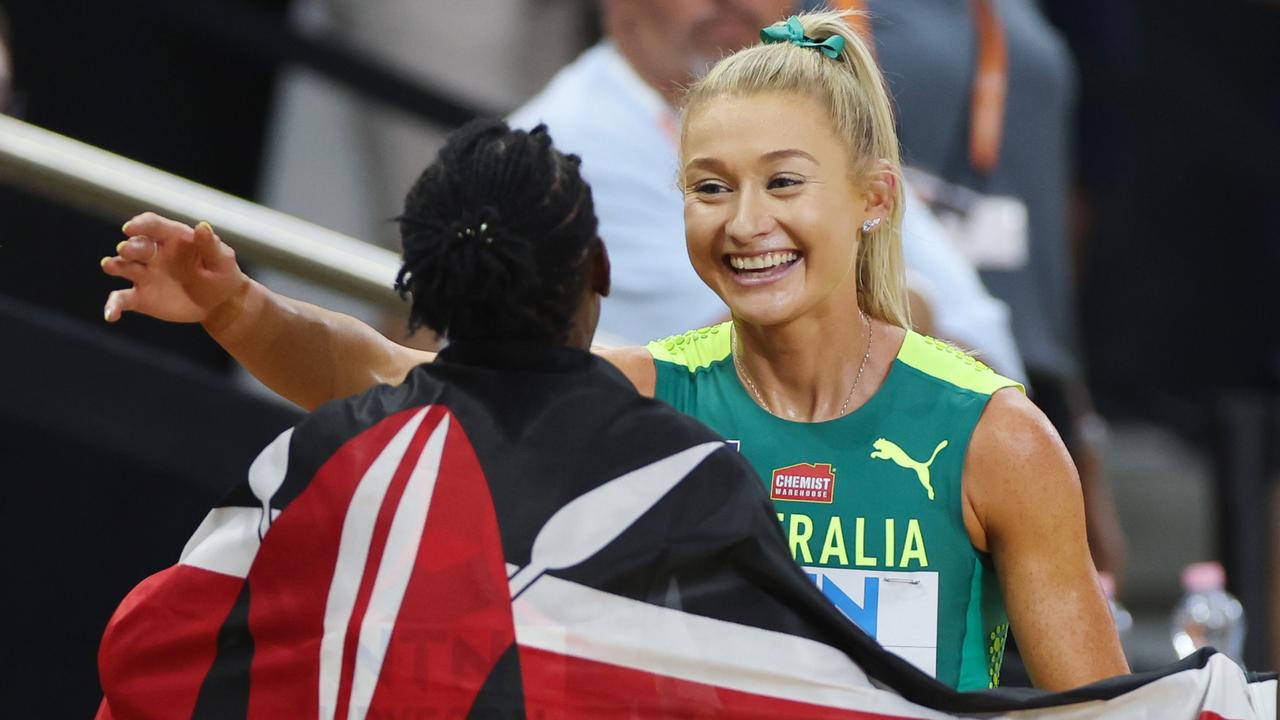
[869,439,949,501]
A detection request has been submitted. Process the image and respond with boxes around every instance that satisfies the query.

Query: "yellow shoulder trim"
[897,331,1025,396]
[645,322,733,372]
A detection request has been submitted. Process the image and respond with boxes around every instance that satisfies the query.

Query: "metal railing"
[0,112,633,349]
[0,113,404,311]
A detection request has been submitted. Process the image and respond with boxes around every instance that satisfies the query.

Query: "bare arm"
[103,214,429,410]
[205,278,430,410]
[963,389,1129,691]
[594,345,657,397]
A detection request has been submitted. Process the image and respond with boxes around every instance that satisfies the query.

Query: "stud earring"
[861,217,882,233]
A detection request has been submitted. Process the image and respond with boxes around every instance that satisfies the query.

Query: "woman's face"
[681,91,870,328]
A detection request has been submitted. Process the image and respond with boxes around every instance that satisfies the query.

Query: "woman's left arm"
[963,389,1130,691]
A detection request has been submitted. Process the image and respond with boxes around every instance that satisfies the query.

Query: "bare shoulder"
[964,388,1082,547]
[594,345,657,397]
[969,389,1072,468]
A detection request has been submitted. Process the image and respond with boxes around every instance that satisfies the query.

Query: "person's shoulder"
[595,345,656,396]
[972,387,1062,459]
[645,322,733,374]
[303,365,445,434]
[270,371,446,504]
[895,330,1023,397]
[965,386,1079,523]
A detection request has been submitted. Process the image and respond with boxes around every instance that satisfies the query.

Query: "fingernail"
[197,221,212,232]
[121,221,130,234]
[103,306,112,322]
[100,256,111,267]
[116,240,126,253]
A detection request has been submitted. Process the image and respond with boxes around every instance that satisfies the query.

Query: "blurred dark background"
[1,1,294,713]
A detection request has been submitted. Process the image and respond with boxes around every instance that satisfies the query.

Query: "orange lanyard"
[833,0,1008,174]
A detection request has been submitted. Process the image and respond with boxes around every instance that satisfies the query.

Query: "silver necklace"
[731,310,873,418]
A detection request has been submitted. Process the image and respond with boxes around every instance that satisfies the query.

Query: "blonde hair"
[680,9,910,329]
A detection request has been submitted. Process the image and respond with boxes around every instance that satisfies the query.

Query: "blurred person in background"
[511,0,1026,381]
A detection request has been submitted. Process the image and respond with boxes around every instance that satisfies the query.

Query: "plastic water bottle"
[1098,572,1133,637]
[1169,561,1246,662]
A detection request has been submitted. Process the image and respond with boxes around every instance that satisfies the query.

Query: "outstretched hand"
[101,213,249,326]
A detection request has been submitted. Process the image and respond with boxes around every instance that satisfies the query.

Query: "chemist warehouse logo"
[770,463,835,503]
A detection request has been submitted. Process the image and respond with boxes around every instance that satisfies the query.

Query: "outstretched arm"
[102,213,430,410]
[963,389,1129,691]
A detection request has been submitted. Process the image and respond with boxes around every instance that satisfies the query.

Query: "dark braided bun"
[395,118,600,342]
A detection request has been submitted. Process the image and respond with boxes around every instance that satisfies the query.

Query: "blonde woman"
[103,11,1126,692]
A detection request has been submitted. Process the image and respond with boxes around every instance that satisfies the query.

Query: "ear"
[591,239,612,298]
[860,159,898,227]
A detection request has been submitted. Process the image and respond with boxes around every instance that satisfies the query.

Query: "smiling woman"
[680,91,897,330]
[631,9,1129,692]
[99,9,1127,695]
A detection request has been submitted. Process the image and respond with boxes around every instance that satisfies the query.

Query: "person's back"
[96,326,797,715]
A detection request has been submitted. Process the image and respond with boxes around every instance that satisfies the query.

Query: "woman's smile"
[723,249,804,286]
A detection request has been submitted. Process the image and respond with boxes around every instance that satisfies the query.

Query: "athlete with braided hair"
[393,119,605,344]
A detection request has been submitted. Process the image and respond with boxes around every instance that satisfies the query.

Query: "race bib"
[804,567,940,677]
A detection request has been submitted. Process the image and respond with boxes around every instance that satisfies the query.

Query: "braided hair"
[395,119,600,343]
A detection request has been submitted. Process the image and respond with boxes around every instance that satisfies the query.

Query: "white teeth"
[729,251,798,271]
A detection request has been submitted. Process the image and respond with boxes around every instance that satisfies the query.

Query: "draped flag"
[98,344,1277,719]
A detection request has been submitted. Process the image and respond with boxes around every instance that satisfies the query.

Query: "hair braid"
[395,119,600,342]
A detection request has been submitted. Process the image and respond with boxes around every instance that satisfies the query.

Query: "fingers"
[103,288,137,323]
[115,236,159,264]
[101,256,147,282]
[121,211,193,243]
[192,220,218,259]
[190,220,229,262]
[192,220,235,269]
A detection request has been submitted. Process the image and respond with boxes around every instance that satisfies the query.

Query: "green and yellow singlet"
[647,322,1023,690]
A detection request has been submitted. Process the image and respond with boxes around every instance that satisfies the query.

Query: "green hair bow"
[760,16,846,59]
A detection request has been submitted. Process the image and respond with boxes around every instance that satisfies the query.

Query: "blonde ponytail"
[680,9,910,329]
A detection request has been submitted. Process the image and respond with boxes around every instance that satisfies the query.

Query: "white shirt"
[511,43,1025,381]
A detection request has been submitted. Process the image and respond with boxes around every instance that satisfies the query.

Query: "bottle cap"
[1181,561,1226,593]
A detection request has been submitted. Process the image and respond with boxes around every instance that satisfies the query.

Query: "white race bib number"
[804,567,939,677]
